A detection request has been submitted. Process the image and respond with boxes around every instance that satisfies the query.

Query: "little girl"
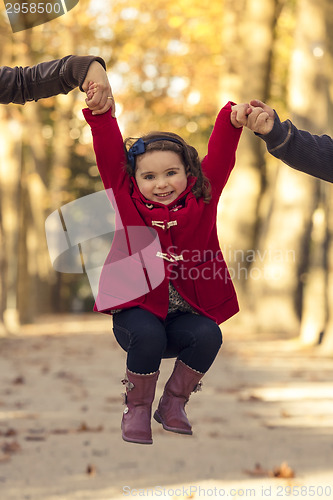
[84,82,247,445]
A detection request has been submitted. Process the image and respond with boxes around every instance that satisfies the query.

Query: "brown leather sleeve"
[0,55,106,105]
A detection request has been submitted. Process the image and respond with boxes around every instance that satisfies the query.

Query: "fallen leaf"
[55,371,82,384]
[0,429,17,437]
[239,394,263,402]
[244,462,295,479]
[77,422,103,433]
[270,462,295,478]
[2,441,21,454]
[86,464,96,476]
[12,376,25,385]
[244,463,270,477]
[201,416,227,424]
[208,432,222,438]
[0,453,11,464]
[14,401,27,409]
[25,436,46,441]
[105,396,120,404]
[50,422,103,435]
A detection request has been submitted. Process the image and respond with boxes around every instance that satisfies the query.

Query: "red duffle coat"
[83,102,242,325]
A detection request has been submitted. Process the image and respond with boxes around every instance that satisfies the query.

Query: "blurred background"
[1,0,333,353]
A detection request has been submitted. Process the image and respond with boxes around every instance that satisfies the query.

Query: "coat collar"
[130,175,198,209]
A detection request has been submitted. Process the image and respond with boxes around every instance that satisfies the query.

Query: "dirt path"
[0,314,332,500]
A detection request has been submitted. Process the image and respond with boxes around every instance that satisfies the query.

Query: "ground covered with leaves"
[0,314,332,500]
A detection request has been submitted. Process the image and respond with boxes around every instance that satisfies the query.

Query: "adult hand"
[82,61,115,117]
[247,99,275,135]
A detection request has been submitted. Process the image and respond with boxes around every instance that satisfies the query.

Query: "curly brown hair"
[123,131,212,203]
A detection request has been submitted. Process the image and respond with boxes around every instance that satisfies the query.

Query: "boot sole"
[153,410,192,435]
[122,434,153,445]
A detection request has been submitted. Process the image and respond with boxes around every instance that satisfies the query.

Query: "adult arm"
[0,55,106,105]
[257,112,333,183]
[245,99,333,183]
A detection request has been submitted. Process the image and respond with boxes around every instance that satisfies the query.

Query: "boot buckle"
[121,377,134,391]
[193,381,203,393]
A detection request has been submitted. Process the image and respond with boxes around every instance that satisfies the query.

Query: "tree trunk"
[318,0,333,354]
[219,0,280,252]
[218,0,284,327]
[17,29,55,321]
[0,206,6,336]
[246,0,332,335]
[0,109,23,334]
[289,0,332,346]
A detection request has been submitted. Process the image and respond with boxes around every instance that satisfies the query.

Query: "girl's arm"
[83,109,128,192]
[202,102,242,196]
[0,55,106,105]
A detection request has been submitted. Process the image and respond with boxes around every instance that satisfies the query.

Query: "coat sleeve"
[201,102,242,197]
[257,112,333,183]
[0,55,106,105]
[82,108,128,192]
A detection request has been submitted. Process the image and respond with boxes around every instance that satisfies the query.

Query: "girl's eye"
[167,171,176,176]
[144,175,154,180]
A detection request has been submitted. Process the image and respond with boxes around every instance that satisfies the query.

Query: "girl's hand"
[85,82,116,117]
[230,103,252,128]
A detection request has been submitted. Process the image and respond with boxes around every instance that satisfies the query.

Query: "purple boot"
[154,360,203,435]
[121,369,159,445]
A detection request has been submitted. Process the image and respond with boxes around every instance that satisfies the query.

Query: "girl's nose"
[156,178,168,188]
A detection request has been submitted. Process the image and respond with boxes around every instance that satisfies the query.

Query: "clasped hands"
[231,100,275,135]
[82,61,115,117]
[82,62,275,133]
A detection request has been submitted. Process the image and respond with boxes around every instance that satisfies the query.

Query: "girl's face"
[135,150,188,205]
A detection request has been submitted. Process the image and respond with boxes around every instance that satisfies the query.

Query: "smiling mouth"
[155,191,174,198]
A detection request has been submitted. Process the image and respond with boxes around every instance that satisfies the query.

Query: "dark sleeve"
[257,111,333,183]
[0,55,106,105]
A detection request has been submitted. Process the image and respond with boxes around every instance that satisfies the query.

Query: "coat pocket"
[193,258,235,311]
[96,253,147,310]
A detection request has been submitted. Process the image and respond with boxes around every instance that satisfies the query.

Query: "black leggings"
[112,307,223,374]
